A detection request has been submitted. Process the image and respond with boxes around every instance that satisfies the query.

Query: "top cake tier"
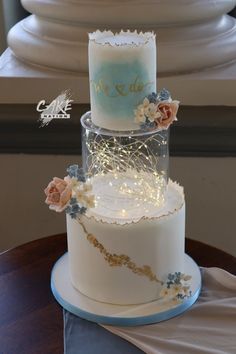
[89,30,156,131]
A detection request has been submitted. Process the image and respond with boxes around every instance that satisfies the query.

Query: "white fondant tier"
[88,30,156,131]
[66,181,185,305]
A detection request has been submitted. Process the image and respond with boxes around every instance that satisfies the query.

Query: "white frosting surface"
[97,34,146,46]
[86,177,183,224]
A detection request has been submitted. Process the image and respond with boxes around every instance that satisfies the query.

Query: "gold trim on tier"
[78,219,163,284]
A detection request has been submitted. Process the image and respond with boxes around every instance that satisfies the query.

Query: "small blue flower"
[65,198,87,219]
[67,164,86,182]
[161,271,192,301]
[167,273,175,281]
[65,206,70,214]
[70,197,78,205]
[173,272,181,284]
[147,92,158,104]
[166,281,173,288]
[66,164,78,177]
[70,212,78,219]
[79,206,87,215]
[158,88,171,101]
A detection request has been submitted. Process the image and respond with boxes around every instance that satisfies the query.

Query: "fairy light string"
[84,131,168,209]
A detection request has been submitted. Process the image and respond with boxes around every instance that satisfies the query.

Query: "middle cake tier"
[81,112,169,219]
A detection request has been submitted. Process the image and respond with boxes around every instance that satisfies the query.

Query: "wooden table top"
[0,234,235,354]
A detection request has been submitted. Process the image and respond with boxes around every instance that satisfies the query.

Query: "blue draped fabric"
[64,310,144,354]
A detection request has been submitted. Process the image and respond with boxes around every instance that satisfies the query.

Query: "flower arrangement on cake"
[134,88,179,130]
[45,165,95,218]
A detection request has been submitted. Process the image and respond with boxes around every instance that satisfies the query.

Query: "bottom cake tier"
[66,180,186,305]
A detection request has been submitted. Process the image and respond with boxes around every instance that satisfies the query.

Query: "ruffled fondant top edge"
[89,29,156,47]
[82,179,185,226]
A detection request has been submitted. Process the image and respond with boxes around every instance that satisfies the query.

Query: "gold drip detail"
[78,219,163,284]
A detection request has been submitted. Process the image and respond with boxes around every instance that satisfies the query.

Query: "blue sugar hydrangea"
[69,197,77,205]
[167,273,175,281]
[147,92,158,104]
[166,272,183,288]
[67,164,86,182]
[163,272,192,300]
[158,88,171,101]
[65,198,87,219]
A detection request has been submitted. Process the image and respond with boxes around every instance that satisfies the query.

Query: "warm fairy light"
[84,130,168,213]
[121,209,127,216]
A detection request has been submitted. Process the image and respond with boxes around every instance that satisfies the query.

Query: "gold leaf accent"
[78,220,162,284]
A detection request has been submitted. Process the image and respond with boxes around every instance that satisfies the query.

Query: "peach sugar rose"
[156,100,179,129]
[44,177,72,212]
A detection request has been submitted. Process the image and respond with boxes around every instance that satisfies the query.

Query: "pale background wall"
[0,154,235,256]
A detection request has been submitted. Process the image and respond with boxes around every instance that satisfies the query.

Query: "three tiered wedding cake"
[46,31,194,308]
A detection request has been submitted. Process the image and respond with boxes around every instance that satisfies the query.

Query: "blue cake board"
[51,253,201,327]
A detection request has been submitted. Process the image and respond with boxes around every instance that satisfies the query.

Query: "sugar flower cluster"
[134,88,179,130]
[160,272,192,300]
[44,165,95,218]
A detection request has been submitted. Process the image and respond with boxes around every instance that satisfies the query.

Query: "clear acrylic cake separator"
[81,111,169,221]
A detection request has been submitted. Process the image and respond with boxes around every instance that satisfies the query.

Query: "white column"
[7,0,236,75]
[1,0,236,104]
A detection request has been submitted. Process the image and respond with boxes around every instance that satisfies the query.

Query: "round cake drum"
[51,253,201,326]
